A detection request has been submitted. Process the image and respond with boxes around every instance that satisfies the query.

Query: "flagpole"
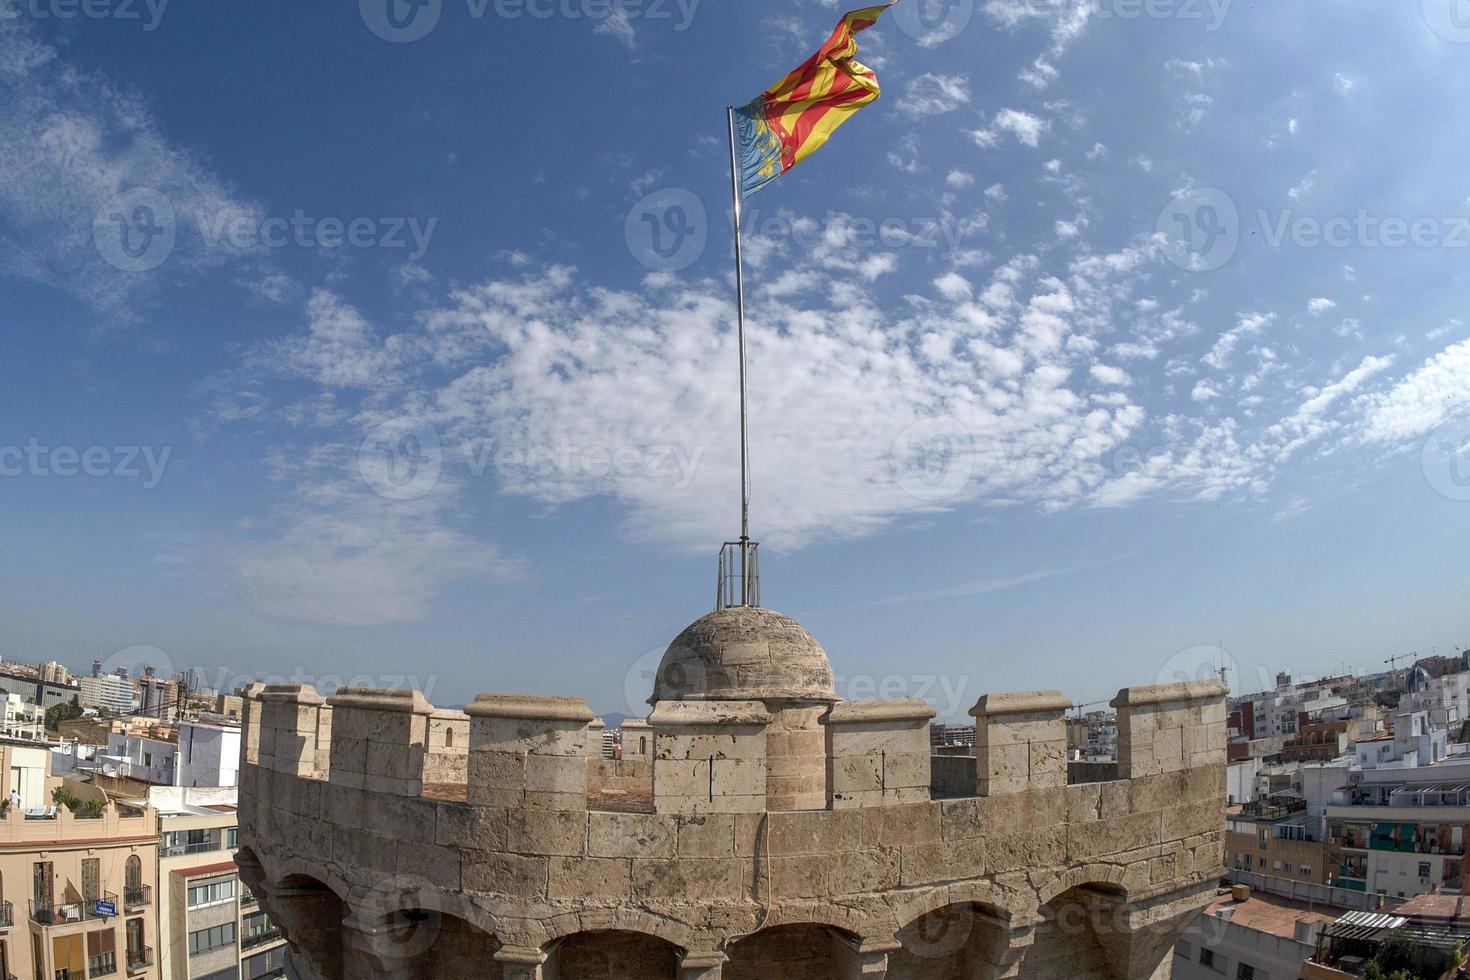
[726,105,752,606]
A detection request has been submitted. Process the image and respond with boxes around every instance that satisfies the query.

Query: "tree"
[45,696,82,732]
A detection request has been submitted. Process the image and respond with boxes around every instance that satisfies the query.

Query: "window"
[1300,865,1312,878]
[225,827,238,849]
[1258,858,1266,869]
[1237,965,1256,980]
[1419,862,1432,879]
[1200,948,1215,967]
[188,922,236,957]
[186,878,235,909]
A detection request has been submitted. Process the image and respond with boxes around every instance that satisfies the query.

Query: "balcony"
[126,947,152,974]
[241,928,283,951]
[240,889,259,910]
[123,885,151,910]
[88,951,117,977]
[160,838,221,858]
[0,900,11,928]
[28,892,118,926]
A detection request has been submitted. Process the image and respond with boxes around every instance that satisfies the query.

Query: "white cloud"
[0,16,258,317]
[899,74,971,116]
[1203,312,1275,371]
[1288,170,1319,201]
[1090,364,1132,387]
[1308,297,1336,316]
[1192,380,1222,401]
[1360,338,1470,443]
[592,8,637,49]
[973,109,1048,148]
[946,170,976,190]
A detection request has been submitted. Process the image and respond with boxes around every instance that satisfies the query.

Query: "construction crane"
[1385,653,1415,670]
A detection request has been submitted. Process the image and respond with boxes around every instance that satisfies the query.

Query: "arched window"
[445,729,454,749]
[125,855,141,891]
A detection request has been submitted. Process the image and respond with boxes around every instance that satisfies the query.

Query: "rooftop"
[1202,890,1341,941]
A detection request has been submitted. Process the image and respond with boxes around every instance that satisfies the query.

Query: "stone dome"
[651,606,838,704]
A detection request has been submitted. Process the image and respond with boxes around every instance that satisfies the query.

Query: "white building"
[176,721,241,789]
[0,693,44,740]
[98,731,178,785]
[95,721,241,788]
[79,673,136,714]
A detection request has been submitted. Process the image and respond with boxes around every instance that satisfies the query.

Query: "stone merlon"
[237,609,1227,980]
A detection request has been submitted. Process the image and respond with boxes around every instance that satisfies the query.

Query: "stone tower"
[236,609,1227,979]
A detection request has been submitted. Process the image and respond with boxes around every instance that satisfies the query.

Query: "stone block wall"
[237,679,1228,980]
[825,698,935,808]
[650,700,770,814]
[465,694,596,811]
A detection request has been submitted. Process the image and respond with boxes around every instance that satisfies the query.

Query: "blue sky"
[3,0,1470,720]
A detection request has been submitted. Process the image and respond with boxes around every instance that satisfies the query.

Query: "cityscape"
[5,0,1470,977]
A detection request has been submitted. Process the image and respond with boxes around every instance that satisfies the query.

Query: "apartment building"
[1226,796,1329,886]
[0,695,44,741]
[1325,759,1470,899]
[154,788,286,980]
[0,739,160,980]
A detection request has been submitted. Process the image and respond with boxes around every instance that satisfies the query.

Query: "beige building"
[237,606,1230,980]
[154,788,287,980]
[0,739,160,980]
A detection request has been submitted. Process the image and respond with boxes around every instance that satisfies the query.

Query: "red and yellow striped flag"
[735,3,896,198]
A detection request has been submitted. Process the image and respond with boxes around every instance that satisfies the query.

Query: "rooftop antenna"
[716,106,758,611]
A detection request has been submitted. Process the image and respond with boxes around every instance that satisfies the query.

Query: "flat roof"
[1203,891,1341,941]
[170,861,237,880]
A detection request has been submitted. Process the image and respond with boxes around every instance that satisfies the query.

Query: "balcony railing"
[160,839,220,857]
[241,928,283,951]
[88,951,117,977]
[28,892,117,926]
[125,947,152,974]
[240,889,259,909]
[123,885,151,910]
[0,900,11,928]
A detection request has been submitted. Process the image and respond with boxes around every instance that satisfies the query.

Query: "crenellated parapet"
[236,613,1228,980]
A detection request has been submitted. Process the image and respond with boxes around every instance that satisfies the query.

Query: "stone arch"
[267,873,349,980]
[725,922,862,980]
[538,909,695,951]
[546,929,682,980]
[1026,881,1130,980]
[888,897,1018,980]
[1033,863,1129,907]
